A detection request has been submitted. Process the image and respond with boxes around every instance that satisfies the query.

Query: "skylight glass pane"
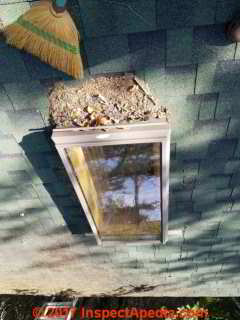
[67,143,161,239]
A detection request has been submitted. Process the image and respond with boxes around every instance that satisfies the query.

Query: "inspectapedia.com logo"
[32,306,209,319]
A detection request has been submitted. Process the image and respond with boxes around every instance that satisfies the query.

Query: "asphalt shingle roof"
[0,0,240,295]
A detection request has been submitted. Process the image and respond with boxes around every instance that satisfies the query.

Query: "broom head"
[3,0,84,79]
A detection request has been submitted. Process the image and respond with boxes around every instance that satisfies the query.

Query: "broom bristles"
[4,0,84,79]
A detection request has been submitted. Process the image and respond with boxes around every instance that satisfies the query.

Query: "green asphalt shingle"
[77,0,156,38]
[3,81,49,111]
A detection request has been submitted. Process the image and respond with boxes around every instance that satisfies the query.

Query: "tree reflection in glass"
[67,143,161,239]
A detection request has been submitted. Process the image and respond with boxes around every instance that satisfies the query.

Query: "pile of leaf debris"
[49,74,168,128]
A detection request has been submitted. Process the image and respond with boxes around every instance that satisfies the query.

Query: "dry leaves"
[49,75,168,128]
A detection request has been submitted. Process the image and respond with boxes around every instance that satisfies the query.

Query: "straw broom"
[3,0,84,79]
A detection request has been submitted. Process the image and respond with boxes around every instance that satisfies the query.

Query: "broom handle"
[52,0,68,13]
